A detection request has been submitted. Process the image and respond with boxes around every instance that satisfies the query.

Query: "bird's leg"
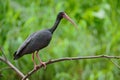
[35,51,46,69]
[32,52,39,70]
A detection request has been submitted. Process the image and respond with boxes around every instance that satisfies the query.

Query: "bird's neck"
[49,17,62,34]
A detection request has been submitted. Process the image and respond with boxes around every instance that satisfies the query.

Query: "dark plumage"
[14,12,77,69]
[14,30,52,60]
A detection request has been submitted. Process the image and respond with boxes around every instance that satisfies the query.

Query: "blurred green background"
[0,0,120,80]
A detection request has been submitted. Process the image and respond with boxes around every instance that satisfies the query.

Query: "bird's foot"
[34,65,39,70]
[40,62,46,69]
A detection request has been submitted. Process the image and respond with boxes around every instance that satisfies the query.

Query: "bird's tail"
[13,51,21,60]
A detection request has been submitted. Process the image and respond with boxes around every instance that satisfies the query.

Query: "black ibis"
[14,12,77,70]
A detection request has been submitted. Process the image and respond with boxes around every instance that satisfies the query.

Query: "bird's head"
[57,12,78,29]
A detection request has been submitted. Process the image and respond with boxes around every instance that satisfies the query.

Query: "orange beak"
[63,13,78,29]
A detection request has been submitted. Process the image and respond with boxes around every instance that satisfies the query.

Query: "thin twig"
[22,55,120,80]
[0,67,11,71]
[0,47,7,60]
[109,59,120,69]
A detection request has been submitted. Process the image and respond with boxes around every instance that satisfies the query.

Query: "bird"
[14,12,77,70]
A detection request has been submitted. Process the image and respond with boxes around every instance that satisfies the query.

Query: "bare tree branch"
[0,47,28,79]
[22,55,120,80]
[1,46,120,80]
[0,57,26,78]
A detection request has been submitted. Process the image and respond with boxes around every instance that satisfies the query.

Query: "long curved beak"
[63,13,78,29]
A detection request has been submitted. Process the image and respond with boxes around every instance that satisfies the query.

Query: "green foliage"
[0,0,120,80]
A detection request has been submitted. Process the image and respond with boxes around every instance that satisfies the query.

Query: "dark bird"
[14,12,77,70]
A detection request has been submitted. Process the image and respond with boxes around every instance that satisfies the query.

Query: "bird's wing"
[15,33,35,55]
